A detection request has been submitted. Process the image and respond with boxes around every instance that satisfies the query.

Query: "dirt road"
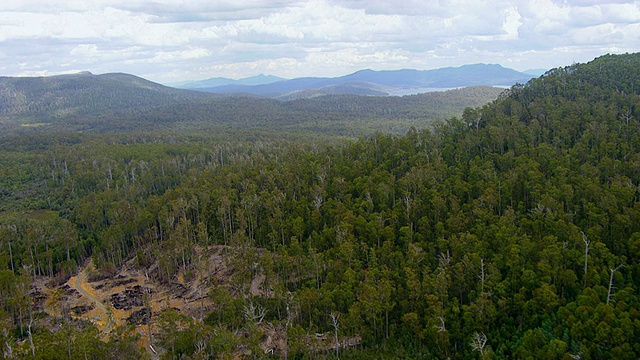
[74,262,116,334]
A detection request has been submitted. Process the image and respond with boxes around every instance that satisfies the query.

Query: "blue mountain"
[174,74,286,89]
[188,64,535,98]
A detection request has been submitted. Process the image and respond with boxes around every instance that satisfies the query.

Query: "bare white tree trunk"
[582,231,590,286]
[470,331,487,355]
[27,317,35,359]
[330,312,340,359]
[243,300,267,324]
[607,264,624,305]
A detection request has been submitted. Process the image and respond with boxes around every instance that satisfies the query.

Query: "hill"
[0,71,504,136]
[191,64,533,97]
[0,71,211,117]
[0,71,215,133]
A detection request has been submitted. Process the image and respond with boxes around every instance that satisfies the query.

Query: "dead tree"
[470,331,487,355]
[434,316,446,333]
[27,317,35,359]
[607,264,625,305]
[582,231,590,286]
[243,300,267,324]
[478,258,486,295]
[284,300,299,360]
[329,312,340,359]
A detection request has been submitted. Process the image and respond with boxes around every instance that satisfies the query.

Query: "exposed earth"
[35,246,231,357]
[34,245,361,358]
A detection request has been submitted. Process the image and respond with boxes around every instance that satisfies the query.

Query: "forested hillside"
[0,71,503,137]
[0,72,211,119]
[1,53,640,359]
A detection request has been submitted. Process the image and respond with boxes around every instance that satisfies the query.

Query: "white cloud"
[142,48,213,63]
[502,6,523,40]
[602,3,640,23]
[0,0,638,83]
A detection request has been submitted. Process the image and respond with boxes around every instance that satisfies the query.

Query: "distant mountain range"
[171,74,286,89]
[0,70,505,135]
[177,64,536,98]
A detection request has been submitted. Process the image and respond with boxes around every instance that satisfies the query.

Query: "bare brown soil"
[39,246,236,341]
[33,245,361,358]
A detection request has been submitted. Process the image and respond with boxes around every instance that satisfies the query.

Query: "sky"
[0,0,639,84]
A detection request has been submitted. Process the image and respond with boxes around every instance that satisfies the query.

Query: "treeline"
[1,53,640,358]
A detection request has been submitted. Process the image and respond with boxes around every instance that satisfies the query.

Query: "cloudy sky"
[1,0,638,84]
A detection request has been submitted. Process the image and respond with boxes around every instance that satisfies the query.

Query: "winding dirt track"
[74,262,116,334]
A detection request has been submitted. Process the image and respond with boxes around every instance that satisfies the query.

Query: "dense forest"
[1,52,640,359]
